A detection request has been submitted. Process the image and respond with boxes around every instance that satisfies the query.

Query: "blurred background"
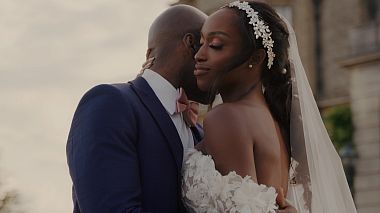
[0,0,176,212]
[0,0,379,212]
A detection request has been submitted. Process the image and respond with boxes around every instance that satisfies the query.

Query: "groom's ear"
[183,33,197,53]
[146,48,153,60]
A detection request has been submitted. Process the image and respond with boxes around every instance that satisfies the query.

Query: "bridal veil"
[281,15,357,213]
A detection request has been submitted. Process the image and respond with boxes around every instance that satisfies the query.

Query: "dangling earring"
[249,64,253,69]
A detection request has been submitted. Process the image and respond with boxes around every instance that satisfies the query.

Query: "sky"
[0,0,174,212]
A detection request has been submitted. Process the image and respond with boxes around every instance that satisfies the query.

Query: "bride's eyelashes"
[209,43,223,50]
[208,37,224,50]
[199,42,224,50]
[200,35,225,50]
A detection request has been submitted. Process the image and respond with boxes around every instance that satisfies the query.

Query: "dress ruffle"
[182,149,278,213]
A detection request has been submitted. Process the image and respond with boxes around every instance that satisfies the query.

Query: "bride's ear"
[250,49,266,67]
[183,33,197,53]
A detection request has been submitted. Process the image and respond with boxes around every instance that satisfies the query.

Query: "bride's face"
[194,8,247,92]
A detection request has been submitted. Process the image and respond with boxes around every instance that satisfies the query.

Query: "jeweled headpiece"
[227,1,275,69]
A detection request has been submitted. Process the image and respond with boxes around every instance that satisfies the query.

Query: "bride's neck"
[220,81,263,103]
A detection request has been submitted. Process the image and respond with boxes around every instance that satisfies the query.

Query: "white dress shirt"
[141,69,195,153]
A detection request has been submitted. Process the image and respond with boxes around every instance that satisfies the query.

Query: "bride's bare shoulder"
[203,103,269,135]
[205,103,274,134]
[205,103,239,120]
[202,103,257,177]
[203,103,246,133]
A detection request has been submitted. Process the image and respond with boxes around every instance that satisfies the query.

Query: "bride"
[181,1,357,213]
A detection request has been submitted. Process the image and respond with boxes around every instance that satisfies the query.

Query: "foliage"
[322,105,353,151]
[0,189,18,213]
[0,161,19,212]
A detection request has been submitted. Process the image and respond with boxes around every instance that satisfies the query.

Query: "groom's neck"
[150,63,180,89]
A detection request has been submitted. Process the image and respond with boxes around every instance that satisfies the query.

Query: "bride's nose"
[194,46,206,62]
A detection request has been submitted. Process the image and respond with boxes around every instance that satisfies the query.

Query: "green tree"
[322,105,354,151]
[0,188,18,213]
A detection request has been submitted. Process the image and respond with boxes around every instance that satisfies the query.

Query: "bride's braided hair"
[229,1,292,147]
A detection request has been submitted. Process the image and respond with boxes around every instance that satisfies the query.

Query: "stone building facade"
[175,0,380,212]
[341,0,380,209]
[343,52,380,213]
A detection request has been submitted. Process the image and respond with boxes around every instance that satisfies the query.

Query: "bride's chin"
[196,80,211,92]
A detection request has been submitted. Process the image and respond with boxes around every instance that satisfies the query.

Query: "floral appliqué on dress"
[182,149,278,213]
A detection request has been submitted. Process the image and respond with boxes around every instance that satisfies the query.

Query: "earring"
[249,64,253,68]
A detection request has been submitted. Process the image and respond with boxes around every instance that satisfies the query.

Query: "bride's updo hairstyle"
[227,1,292,143]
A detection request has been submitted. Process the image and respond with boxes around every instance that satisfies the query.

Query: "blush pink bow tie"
[176,88,199,127]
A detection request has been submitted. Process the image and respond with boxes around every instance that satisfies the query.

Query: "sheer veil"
[280,15,357,213]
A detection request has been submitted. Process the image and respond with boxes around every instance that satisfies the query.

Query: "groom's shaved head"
[147,5,206,58]
[145,4,209,104]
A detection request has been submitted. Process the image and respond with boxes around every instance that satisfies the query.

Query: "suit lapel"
[129,77,183,171]
[191,123,204,146]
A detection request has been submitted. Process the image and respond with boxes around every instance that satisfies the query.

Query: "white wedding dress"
[182,148,278,213]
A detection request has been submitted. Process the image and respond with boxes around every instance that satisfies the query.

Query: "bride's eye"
[208,38,223,50]
[210,44,223,50]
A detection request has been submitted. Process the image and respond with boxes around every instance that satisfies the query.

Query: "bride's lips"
[194,64,210,76]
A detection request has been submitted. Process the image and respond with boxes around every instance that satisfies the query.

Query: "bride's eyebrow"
[208,31,231,38]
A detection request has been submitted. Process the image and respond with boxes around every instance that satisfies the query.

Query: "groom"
[67,4,297,213]
[66,5,209,213]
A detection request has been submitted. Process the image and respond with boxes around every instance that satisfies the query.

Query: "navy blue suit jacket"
[66,77,203,213]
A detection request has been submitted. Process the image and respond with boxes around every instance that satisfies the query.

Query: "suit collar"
[141,69,179,115]
[129,77,183,171]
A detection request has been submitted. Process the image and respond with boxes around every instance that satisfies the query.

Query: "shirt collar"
[141,69,179,115]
